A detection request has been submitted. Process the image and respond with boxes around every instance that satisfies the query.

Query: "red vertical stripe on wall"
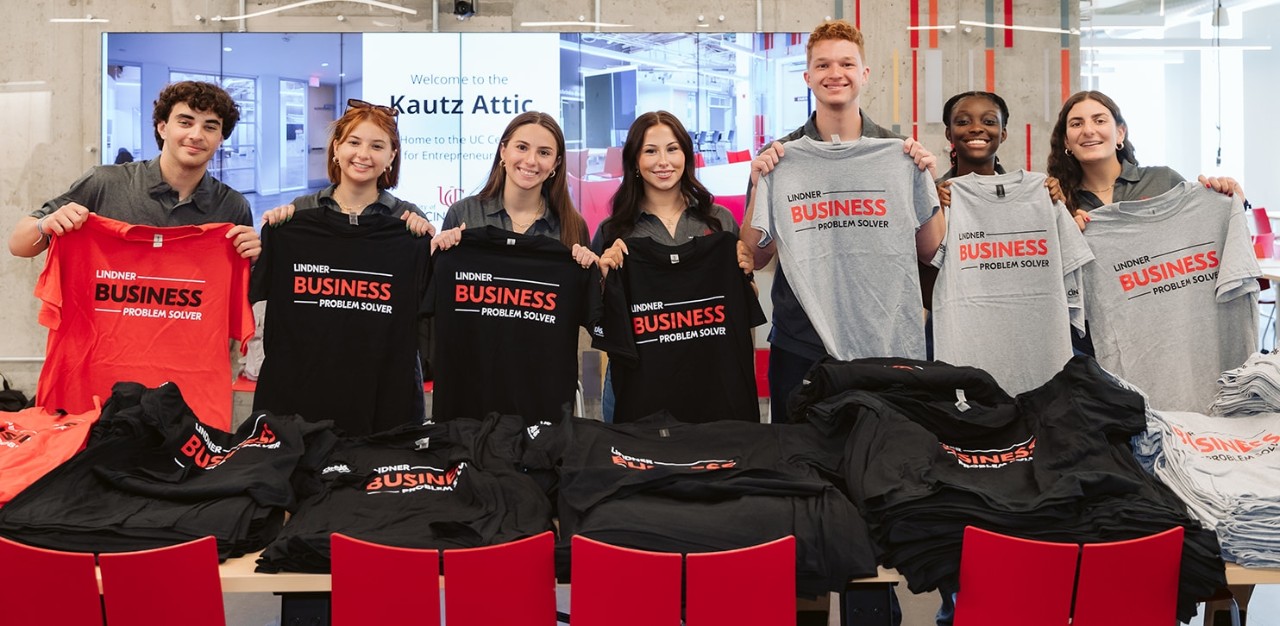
[856,0,862,29]
[1025,123,1032,171]
[985,49,995,92]
[1004,0,1014,47]
[929,0,939,48]
[910,0,920,48]
[1060,49,1071,102]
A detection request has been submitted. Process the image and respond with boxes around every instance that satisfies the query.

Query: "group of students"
[8,17,1248,427]
[3,16,1257,626]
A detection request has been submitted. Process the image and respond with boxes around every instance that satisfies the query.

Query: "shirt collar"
[486,195,562,230]
[1116,159,1143,184]
[144,157,215,213]
[801,110,883,142]
[316,184,398,214]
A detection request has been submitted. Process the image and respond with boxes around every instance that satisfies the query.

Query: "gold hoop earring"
[1116,143,1124,151]
[1064,148,1072,156]
[549,170,555,178]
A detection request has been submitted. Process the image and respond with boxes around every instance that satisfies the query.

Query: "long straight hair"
[601,111,720,247]
[477,111,587,248]
[1046,91,1137,211]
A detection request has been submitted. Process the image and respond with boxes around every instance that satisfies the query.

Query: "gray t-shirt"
[751,135,939,360]
[1081,181,1259,411]
[36,158,251,227]
[931,170,1093,394]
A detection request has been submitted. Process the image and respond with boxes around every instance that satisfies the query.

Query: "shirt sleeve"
[749,175,775,248]
[1055,199,1094,334]
[590,268,639,361]
[1216,193,1262,303]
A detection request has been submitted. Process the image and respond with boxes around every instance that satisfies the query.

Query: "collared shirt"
[1076,160,1185,212]
[36,158,251,227]
[441,194,588,243]
[590,204,739,253]
[291,184,426,220]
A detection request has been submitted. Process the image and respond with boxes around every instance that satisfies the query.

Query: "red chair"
[1072,526,1184,626]
[686,536,796,626]
[331,533,441,626]
[953,527,1078,626]
[570,535,682,625]
[443,531,556,626]
[727,149,752,163]
[694,152,706,168]
[98,536,225,626]
[602,146,624,178]
[0,535,103,626]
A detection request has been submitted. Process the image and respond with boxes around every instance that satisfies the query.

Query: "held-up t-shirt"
[34,214,252,430]
[592,232,766,423]
[425,226,603,424]
[249,209,431,436]
[1081,182,1259,411]
[751,136,939,360]
[931,170,1094,394]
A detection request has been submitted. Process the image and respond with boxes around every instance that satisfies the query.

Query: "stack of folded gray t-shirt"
[1211,352,1280,415]
[1133,408,1280,566]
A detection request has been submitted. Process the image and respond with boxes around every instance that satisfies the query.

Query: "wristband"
[33,216,49,246]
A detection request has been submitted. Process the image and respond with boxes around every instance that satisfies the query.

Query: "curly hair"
[1046,91,1137,211]
[807,19,866,64]
[152,81,240,150]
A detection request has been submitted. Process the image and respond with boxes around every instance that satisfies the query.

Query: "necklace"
[652,208,684,230]
[1082,183,1115,194]
[509,202,546,231]
[336,202,369,215]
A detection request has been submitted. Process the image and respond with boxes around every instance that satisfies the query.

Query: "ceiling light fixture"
[49,15,109,23]
[521,21,632,28]
[210,0,416,22]
[1211,2,1230,27]
[957,20,1079,36]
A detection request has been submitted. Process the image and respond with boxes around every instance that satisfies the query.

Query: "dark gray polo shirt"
[1075,160,1185,212]
[291,184,426,220]
[36,158,251,227]
[440,194,589,243]
[590,204,739,253]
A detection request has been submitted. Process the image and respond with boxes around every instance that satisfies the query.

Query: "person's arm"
[8,202,92,258]
[915,211,946,262]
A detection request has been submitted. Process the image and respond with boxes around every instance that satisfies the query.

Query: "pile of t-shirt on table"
[1210,351,1280,416]
[1134,405,1280,567]
[522,413,878,597]
[256,415,553,573]
[0,382,338,559]
[789,356,1225,623]
[1,403,100,507]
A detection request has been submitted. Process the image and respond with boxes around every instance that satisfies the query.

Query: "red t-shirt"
[0,402,100,506]
[35,214,252,429]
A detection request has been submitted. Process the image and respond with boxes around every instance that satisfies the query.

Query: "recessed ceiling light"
[224,47,233,52]
[321,62,330,67]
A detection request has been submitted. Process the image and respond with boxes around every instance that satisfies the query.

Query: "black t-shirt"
[424,226,603,424]
[255,416,552,573]
[0,382,336,558]
[249,209,431,436]
[523,413,878,594]
[592,232,766,423]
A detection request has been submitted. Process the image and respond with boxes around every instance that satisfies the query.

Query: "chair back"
[953,527,1077,626]
[444,532,556,626]
[727,149,752,163]
[0,535,103,626]
[331,533,441,626]
[602,146,625,178]
[1072,526,1184,626]
[98,536,225,626]
[686,536,796,626]
[570,535,682,626]
[1252,207,1272,235]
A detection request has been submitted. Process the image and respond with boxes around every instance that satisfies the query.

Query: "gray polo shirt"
[36,158,251,227]
[590,204,739,253]
[440,194,588,243]
[1075,160,1185,212]
[291,184,426,220]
